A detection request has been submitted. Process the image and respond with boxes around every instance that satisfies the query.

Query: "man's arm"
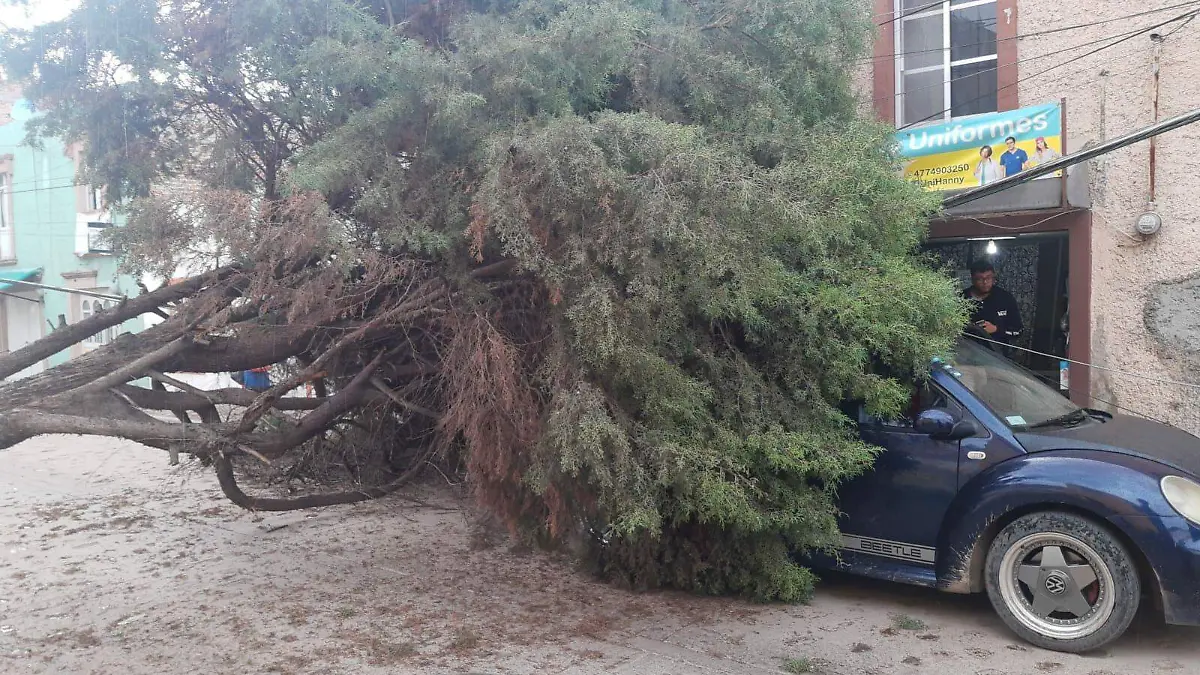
[1001,290,1024,341]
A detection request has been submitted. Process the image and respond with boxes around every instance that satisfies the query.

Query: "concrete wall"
[1016,1,1200,430]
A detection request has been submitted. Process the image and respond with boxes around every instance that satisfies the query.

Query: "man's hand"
[978,321,998,335]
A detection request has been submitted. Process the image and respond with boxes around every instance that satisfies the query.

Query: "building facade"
[863,0,1200,433]
[0,85,142,379]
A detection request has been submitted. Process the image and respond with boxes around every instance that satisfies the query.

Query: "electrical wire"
[876,1,948,27]
[0,173,85,190]
[0,180,87,197]
[1016,363,1182,426]
[907,36,1200,138]
[954,209,1081,232]
[1160,12,1197,38]
[969,334,1200,391]
[858,0,1200,63]
[873,14,1193,107]
[896,7,1200,130]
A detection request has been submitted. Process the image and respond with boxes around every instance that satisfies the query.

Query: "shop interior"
[923,232,1071,395]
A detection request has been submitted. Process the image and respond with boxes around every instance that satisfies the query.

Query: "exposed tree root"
[213,444,436,511]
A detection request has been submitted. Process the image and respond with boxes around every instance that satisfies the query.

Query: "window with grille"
[81,298,120,346]
[895,0,999,127]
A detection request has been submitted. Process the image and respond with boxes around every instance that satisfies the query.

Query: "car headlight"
[1161,476,1200,525]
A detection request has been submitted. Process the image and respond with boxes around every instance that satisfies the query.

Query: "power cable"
[968,334,1200,391]
[1012,360,1183,426]
[897,6,1199,130]
[955,209,1081,232]
[858,0,1200,63]
[0,180,88,197]
[873,14,1195,107]
[876,1,948,27]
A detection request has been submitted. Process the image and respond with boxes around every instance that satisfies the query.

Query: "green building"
[0,87,141,379]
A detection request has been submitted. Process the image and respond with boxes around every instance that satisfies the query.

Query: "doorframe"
[928,210,1092,406]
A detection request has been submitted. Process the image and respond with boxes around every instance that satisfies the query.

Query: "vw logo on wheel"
[1044,570,1069,595]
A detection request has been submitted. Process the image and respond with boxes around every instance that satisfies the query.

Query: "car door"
[836,380,970,566]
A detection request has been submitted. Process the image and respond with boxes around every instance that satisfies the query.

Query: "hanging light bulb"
[986,239,998,256]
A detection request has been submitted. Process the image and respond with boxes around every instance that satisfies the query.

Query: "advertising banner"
[896,102,1064,192]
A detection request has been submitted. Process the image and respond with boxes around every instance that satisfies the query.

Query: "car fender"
[936,449,1176,593]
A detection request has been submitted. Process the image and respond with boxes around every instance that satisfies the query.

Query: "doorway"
[2,291,46,380]
[924,232,1070,391]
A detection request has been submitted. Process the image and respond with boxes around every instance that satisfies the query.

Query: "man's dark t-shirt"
[963,285,1023,344]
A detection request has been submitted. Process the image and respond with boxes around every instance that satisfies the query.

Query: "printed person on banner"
[974,146,1001,185]
[999,136,1028,177]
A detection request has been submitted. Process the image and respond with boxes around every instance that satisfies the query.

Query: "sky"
[1,0,79,31]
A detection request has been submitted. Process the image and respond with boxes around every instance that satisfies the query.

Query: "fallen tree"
[0,0,966,601]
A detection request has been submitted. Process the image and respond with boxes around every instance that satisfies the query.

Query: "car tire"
[984,511,1140,653]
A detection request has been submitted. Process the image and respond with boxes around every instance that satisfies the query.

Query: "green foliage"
[2,0,967,602]
[891,613,927,631]
[783,656,817,674]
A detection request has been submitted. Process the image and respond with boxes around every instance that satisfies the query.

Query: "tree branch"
[370,376,439,419]
[0,409,228,453]
[53,337,192,401]
[113,383,384,412]
[213,441,433,511]
[243,353,384,459]
[0,266,239,380]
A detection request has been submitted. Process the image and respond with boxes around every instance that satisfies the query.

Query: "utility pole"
[943,107,1200,209]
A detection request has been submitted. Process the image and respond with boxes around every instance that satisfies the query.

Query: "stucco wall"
[1017,1,1200,430]
[862,1,1200,430]
[0,90,143,370]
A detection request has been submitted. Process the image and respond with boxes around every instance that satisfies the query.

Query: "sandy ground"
[2,436,1198,675]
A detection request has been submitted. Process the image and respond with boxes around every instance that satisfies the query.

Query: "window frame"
[859,380,967,433]
[87,186,104,212]
[87,221,114,254]
[80,297,119,347]
[0,173,10,230]
[894,0,1000,127]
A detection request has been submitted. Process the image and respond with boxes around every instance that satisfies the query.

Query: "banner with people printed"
[896,102,1064,192]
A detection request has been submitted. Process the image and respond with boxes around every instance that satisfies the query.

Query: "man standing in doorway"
[999,136,1028,177]
[963,260,1023,347]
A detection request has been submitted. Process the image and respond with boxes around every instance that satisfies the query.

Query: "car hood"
[1015,412,1200,477]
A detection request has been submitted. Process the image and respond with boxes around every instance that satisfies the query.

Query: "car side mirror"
[915,408,979,441]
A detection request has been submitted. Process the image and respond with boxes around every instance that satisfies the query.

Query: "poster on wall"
[896,102,1064,192]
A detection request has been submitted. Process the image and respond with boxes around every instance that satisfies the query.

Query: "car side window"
[863,382,960,431]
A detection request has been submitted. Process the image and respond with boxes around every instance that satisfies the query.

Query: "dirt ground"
[2,436,1198,675]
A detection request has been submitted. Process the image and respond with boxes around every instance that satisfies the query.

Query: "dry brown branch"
[370,376,439,419]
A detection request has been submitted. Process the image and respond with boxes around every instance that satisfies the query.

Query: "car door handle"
[967,451,987,460]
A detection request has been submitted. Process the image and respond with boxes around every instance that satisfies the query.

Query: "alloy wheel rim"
[997,532,1116,641]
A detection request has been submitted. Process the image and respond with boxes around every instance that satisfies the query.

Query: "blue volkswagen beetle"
[812,335,1200,653]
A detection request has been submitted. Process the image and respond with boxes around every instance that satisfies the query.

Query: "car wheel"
[984,511,1140,653]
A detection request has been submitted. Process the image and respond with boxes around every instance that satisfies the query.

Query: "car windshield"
[941,337,1082,429]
